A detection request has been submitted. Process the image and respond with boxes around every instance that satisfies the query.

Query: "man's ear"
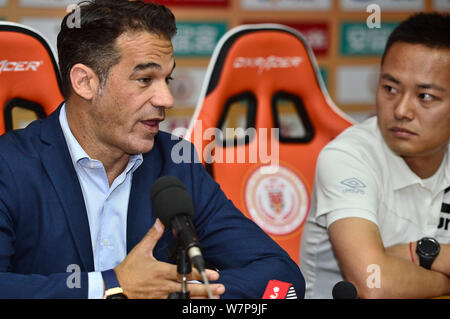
[69,64,100,100]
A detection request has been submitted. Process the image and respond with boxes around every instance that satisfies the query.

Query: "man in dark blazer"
[0,0,304,298]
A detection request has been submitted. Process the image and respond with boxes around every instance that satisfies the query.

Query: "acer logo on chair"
[0,60,43,74]
[233,56,303,74]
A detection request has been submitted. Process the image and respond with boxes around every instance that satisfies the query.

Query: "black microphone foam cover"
[332,281,358,299]
[150,176,195,227]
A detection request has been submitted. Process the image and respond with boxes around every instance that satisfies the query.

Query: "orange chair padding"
[0,22,63,134]
[187,24,353,264]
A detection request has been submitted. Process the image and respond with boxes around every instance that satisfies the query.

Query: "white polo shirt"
[300,116,450,299]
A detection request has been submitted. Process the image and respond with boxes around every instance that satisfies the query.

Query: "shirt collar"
[59,103,90,167]
[376,123,450,191]
[124,153,143,176]
[59,103,143,172]
[440,150,450,190]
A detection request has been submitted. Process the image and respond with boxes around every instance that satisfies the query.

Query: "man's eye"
[383,85,397,94]
[138,78,151,85]
[419,93,435,102]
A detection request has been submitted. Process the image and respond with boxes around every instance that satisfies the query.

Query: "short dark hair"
[381,12,450,64]
[57,0,177,99]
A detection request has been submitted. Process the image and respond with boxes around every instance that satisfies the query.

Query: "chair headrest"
[0,22,63,133]
[188,24,352,137]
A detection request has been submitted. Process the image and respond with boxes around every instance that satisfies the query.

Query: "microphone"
[150,175,213,298]
[262,280,297,299]
[332,281,358,299]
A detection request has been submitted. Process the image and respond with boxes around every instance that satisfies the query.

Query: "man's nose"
[393,92,414,121]
[152,80,174,110]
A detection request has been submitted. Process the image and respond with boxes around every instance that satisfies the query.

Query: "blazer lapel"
[39,107,94,271]
[126,142,162,252]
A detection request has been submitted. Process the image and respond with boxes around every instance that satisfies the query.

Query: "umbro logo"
[340,178,366,194]
[341,178,366,188]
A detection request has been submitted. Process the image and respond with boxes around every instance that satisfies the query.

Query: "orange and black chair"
[186,24,354,264]
[0,21,63,135]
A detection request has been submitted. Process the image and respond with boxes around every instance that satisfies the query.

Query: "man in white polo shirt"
[300,12,450,299]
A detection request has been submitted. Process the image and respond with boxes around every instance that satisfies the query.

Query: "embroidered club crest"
[245,165,309,235]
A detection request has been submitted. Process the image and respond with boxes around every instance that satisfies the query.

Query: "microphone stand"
[168,245,191,299]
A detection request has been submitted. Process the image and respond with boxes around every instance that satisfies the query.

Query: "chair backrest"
[0,22,63,134]
[186,24,353,264]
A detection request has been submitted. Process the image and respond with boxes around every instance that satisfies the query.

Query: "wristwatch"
[101,269,127,299]
[416,237,440,270]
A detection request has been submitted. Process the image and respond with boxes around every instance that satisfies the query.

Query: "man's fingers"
[188,268,220,282]
[204,268,220,281]
[129,219,224,299]
[140,218,165,254]
[183,269,223,298]
[188,283,226,299]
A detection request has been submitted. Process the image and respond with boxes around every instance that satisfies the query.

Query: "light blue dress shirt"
[59,104,143,299]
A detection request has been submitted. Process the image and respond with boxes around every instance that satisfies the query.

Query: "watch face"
[418,237,440,257]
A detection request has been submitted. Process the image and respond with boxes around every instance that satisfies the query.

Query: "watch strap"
[419,256,434,270]
[101,269,126,299]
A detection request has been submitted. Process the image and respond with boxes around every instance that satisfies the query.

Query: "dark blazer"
[0,106,305,298]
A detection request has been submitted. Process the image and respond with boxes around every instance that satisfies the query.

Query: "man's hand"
[329,217,450,298]
[386,242,450,277]
[114,219,226,299]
